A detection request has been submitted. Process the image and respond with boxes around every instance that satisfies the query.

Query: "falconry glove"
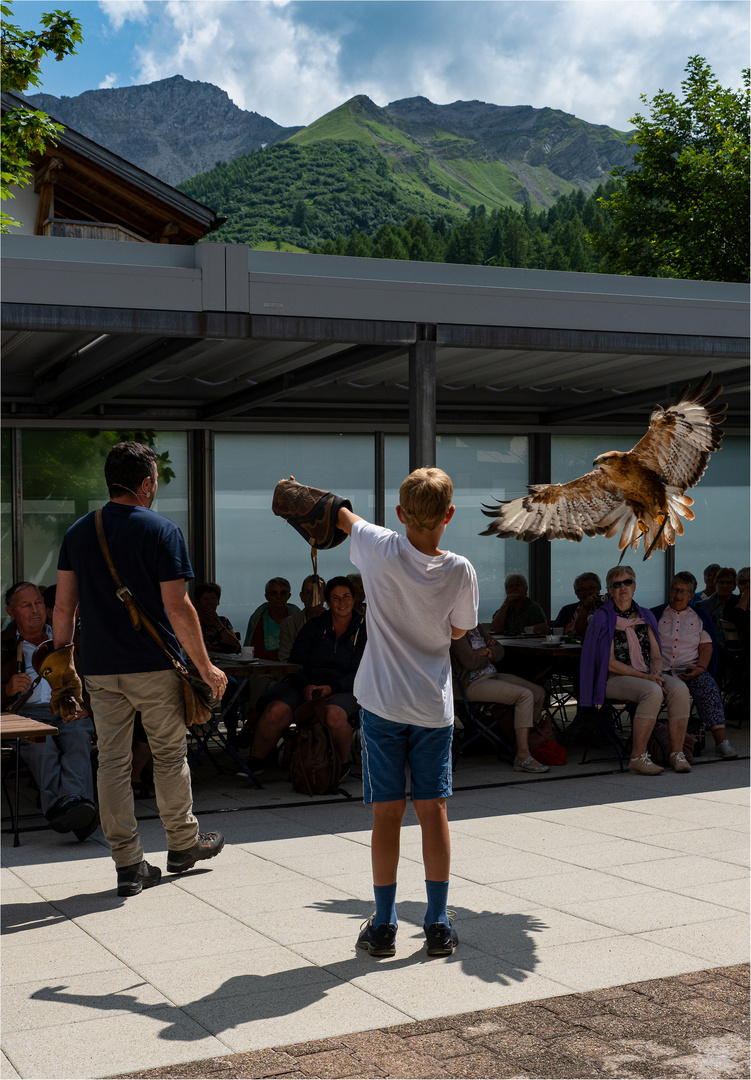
[33,641,83,721]
[272,476,352,551]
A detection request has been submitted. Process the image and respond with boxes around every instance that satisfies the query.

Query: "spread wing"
[630,371,726,491]
[480,471,625,543]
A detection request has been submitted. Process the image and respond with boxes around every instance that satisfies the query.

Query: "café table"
[1,713,59,846]
[187,657,301,786]
[492,635,582,732]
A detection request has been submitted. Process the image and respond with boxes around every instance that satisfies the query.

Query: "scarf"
[614,611,648,672]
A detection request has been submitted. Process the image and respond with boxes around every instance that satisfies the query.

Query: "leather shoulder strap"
[94,509,186,674]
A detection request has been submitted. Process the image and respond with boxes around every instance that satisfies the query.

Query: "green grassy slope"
[181,95,631,250]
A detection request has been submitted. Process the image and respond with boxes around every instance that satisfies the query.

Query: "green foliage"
[22,429,173,545]
[311,182,619,273]
[0,2,83,232]
[179,141,466,249]
[592,57,750,282]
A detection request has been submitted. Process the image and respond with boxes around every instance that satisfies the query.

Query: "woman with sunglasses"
[579,566,691,775]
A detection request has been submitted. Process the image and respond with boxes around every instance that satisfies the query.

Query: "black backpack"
[290,695,349,797]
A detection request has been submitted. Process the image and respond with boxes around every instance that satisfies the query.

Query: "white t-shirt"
[350,520,478,727]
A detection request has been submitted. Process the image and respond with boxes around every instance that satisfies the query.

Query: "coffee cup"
[524,626,535,635]
[240,646,255,660]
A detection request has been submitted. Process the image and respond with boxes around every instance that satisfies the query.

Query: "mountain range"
[27,75,635,249]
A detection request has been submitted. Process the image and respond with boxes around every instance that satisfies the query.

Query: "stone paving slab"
[114,964,750,1079]
[2,742,748,1080]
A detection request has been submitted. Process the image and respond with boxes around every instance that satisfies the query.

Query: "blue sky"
[11,0,750,129]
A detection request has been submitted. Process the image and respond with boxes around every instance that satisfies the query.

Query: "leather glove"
[272,476,351,550]
[33,642,83,721]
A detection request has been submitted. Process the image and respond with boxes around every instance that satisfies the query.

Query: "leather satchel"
[95,509,214,726]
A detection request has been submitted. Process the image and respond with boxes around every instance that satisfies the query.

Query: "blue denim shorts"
[360,708,453,803]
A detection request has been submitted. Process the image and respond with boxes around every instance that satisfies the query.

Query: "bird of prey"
[480,372,726,561]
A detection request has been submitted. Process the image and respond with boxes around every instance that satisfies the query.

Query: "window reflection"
[385,434,530,622]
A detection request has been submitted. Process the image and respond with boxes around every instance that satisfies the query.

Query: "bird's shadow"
[27,892,546,1042]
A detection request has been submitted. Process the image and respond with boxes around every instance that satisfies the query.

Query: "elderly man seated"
[490,573,548,637]
[278,575,325,662]
[554,572,604,638]
[249,577,366,774]
[1,582,98,839]
[579,565,692,776]
[244,577,300,660]
[195,582,241,653]
[651,572,737,760]
[695,563,720,602]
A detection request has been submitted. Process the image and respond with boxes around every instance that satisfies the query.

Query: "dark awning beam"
[49,336,203,418]
[542,366,751,425]
[201,344,408,420]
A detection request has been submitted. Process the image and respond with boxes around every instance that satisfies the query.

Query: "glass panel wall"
[550,435,666,618]
[21,429,188,587]
[672,435,749,586]
[214,433,374,638]
[385,433,530,623]
[1,428,12,609]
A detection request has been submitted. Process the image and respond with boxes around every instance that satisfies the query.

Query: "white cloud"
[98,1,750,130]
[98,1,151,32]
[98,72,118,89]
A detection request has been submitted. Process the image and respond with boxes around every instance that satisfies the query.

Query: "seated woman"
[651,571,737,760]
[579,565,692,776]
[490,573,548,637]
[451,625,549,773]
[195,582,241,653]
[250,577,366,772]
[244,577,300,660]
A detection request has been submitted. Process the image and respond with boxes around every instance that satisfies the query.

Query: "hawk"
[481,372,726,561]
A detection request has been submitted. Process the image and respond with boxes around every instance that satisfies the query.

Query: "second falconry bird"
[481,373,726,561]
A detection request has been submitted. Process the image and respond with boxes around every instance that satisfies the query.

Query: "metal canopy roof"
[2,238,748,432]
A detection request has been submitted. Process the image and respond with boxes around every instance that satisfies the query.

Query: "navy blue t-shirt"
[58,502,194,676]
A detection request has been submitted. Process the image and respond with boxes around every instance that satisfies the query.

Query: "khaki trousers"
[86,669,198,867]
[465,673,545,729]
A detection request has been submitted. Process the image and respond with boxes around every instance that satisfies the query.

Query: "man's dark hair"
[5,581,40,609]
[324,576,353,604]
[195,582,221,602]
[105,442,158,498]
[671,571,697,592]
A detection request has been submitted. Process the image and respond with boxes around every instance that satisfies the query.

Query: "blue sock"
[373,882,397,927]
[424,879,449,928]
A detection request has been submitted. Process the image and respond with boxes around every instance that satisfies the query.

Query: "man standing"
[54,442,227,897]
[2,582,97,839]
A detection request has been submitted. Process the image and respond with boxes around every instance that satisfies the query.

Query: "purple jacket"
[579,598,661,707]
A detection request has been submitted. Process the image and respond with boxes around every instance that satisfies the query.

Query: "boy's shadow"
[29,893,545,1042]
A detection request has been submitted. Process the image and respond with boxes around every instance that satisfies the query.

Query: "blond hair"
[399,468,453,530]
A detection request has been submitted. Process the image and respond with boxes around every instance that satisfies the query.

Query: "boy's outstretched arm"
[336,506,364,536]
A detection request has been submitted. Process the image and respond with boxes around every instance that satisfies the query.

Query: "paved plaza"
[1,736,748,1079]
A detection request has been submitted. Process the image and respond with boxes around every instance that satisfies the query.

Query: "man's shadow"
[28,893,545,1041]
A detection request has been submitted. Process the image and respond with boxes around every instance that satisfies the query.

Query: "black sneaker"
[425,920,458,956]
[46,795,97,834]
[167,831,225,874]
[116,860,161,897]
[74,808,100,842]
[357,915,397,957]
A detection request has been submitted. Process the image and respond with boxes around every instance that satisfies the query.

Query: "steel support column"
[529,434,552,617]
[408,327,436,472]
[188,429,214,589]
[374,432,385,526]
[11,429,23,583]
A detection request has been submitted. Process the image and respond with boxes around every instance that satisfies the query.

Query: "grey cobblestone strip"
[116,964,749,1080]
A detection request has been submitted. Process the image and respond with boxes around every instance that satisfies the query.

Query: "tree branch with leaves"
[591,57,749,283]
[1,2,83,232]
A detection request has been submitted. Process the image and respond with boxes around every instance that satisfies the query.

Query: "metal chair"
[452,672,516,767]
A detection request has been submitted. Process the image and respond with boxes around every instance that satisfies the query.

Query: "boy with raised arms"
[336,467,478,956]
